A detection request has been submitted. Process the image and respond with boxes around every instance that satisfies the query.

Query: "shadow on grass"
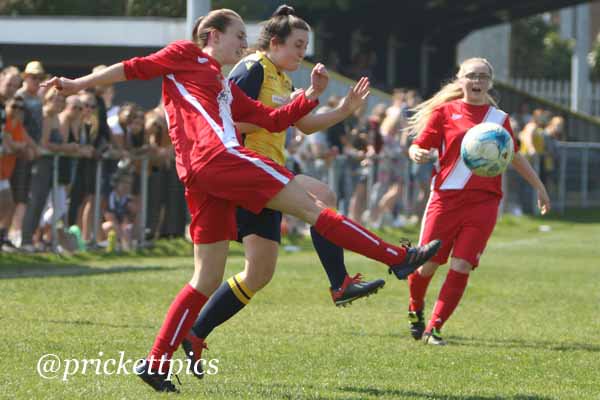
[449,335,600,353]
[201,382,364,400]
[29,318,156,330]
[531,207,600,224]
[0,264,169,279]
[340,386,553,400]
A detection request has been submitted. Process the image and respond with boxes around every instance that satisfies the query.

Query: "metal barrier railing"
[31,139,599,252]
[40,149,168,253]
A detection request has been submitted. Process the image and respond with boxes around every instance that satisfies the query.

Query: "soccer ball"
[461,122,514,177]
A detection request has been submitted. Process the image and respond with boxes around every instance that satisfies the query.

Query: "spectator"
[68,91,100,241]
[517,108,548,214]
[144,110,173,239]
[0,66,22,120]
[40,95,89,236]
[102,172,137,252]
[365,99,410,228]
[542,115,565,194]
[348,103,387,222]
[20,88,71,252]
[1,95,36,251]
[17,61,45,144]
[386,88,407,121]
[12,63,45,242]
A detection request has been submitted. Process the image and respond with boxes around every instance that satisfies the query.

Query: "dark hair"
[256,5,310,51]
[191,8,242,47]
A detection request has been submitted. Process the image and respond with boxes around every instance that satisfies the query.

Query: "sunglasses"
[83,103,97,109]
[10,104,25,110]
[71,105,83,111]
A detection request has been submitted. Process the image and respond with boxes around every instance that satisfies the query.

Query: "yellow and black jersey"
[229,51,294,165]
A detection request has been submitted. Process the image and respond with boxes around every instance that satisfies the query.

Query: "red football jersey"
[413,99,517,196]
[122,40,318,184]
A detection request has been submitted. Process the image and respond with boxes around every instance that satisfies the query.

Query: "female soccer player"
[44,9,440,392]
[184,6,386,372]
[405,57,551,345]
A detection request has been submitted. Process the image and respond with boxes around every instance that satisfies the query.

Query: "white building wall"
[457,23,512,81]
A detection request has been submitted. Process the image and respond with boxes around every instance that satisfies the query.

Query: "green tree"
[587,33,600,80]
[511,15,572,80]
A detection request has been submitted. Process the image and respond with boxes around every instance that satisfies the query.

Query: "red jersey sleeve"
[122,41,190,81]
[413,107,444,150]
[230,82,318,132]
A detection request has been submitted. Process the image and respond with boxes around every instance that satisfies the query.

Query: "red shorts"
[184,146,293,244]
[419,190,500,268]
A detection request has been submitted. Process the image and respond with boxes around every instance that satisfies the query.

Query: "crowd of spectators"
[0,61,186,253]
[508,103,565,215]
[0,62,567,254]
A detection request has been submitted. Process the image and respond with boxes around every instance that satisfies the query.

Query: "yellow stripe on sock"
[227,277,250,305]
[234,273,255,298]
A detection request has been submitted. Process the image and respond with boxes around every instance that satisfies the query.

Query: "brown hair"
[257,5,310,51]
[191,9,242,47]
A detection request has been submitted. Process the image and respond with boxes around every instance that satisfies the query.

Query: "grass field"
[1,211,599,399]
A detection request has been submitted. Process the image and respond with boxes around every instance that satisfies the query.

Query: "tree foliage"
[0,0,185,17]
[510,15,573,80]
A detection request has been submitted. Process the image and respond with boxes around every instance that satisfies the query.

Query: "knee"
[450,259,473,274]
[320,188,337,209]
[243,261,275,292]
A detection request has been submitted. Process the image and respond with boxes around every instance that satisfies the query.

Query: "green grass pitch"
[1,211,599,399]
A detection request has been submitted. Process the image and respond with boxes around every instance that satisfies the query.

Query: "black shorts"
[9,158,32,204]
[236,206,282,243]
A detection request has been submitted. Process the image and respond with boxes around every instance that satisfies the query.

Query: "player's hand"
[307,63,328,98]
[409,146,432,164]
[41,76,82,96]
[537,187,551,215]
[339,77,370,114]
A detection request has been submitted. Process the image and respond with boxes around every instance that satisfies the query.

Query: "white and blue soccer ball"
[461,122,514,177]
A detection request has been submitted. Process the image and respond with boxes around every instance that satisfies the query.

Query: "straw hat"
[22,60,46,77]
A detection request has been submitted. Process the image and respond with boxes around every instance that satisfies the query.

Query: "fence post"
[139,157,149,249]
[90,158,103,247]
[499,169,508,218]
[558,145,567,214]
[51,155,59,252]
[581,147,589,208]
[532,155,541,215]
[402,156,411,216]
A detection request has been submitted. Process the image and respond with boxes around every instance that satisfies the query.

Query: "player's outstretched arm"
[296,77,370,134]
[42,63,126,96]
[230,64,328,133]
[511,152,551,215]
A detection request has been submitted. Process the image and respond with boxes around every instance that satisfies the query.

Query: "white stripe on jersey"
[226,147,290,185]
[439,106,507,190]
[418,191,435,246]
[166,74,239,148]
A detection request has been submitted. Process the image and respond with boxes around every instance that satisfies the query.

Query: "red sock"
[408,270,433,312]
[427,269,469,332]
[314,208,407,266]
[148,284,208,371]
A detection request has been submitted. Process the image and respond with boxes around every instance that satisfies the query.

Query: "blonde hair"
[407,57,497,137]
[80,92,99,140]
